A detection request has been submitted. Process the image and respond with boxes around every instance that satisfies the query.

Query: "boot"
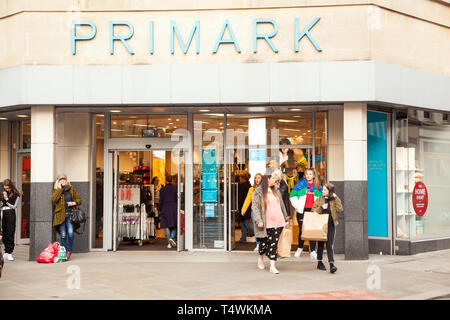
[330,263,337,274]
[66,252,72,260]
[269,260,279,274]
[317,260,326,271]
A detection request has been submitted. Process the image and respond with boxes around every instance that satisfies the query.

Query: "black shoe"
[317,261,326,271]
[330,263,337,274]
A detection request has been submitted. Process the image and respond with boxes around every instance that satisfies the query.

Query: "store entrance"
[111,149,185,251]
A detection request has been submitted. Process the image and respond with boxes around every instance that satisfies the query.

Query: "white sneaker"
[310,250,317,261]
[294,248,303,258]
[169,238,177,247]
[270,267,280,274]
[253,244,259,252]
[2,253,7,259]
[167,243,172,249]
[7,254,14,261]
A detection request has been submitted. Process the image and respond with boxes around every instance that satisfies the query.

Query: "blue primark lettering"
[110,21,135,55]
[295,17,322,52]
[253,19,278,53]
[149,21,154,54]
[72,21,96,55]
[170,20,200,54]
[71,18,322,55]
[213,19,241,53]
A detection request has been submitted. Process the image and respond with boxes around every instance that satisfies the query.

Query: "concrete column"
[343,102,369,260]
[328,109,345,254]
[29,106,56,261]
[55,112,91,253]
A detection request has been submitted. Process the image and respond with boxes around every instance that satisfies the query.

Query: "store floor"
[118,238,176,251]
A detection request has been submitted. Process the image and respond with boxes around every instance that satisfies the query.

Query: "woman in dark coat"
[158,175,178,248]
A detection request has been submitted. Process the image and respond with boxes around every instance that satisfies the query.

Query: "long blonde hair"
[306,167,320,191]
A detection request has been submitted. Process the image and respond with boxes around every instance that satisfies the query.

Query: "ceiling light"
[18,115,29,118]
[169,122,173,125]
[0,117,7,120]
[111,129,125,132]
[110,110,121,113]
[278,119,297,123]
[207,113,223,117]
[176,119,180,121]
[289,108,302,111]
[133,124,148,127]
[199,109,210,112]
[97,114,105,117]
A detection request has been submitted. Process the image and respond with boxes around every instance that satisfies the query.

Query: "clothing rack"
[117,184,157,245]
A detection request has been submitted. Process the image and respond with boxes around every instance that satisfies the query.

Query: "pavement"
[1,245,450,300]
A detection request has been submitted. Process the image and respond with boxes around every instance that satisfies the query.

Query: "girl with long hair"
[1,179,20,261]
[252,175,290,274]
[311,183,343,273]
[241,173,263,251]
[289,168,323,260]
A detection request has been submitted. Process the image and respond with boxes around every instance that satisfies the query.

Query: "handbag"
[277,223,293,258]
[69,207,87,234]
[301,211,329,241]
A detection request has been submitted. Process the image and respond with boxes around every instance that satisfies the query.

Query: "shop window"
[395,110,450,239]
[110,115,187,138]
[20,120,31,149]
[193,113,225,250]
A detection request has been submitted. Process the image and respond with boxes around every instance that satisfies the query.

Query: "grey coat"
[252,185,290,238]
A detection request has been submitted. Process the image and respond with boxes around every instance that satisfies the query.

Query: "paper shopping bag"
[301,211,329,241]
[277,223,293,258]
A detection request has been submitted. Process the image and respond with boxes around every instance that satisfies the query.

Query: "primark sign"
[71,18,322,55]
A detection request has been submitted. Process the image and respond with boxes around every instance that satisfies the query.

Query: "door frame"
[15,150,31,245]
[107,147,188,252]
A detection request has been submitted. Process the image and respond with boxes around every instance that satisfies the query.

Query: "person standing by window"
[252,175,291,274]
[158,175,178,249]
[238,172,253,243]
[289,168,323,260]
[312,183,343,273]
[1,179,20,261]
[51,174,82,261]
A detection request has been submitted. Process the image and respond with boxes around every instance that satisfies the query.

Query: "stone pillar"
[55,112,91,253]
[328,109,345,254]
[343,102,368,260]
[29,106,56,261]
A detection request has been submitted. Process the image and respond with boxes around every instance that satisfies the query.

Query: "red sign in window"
[412,182,428,217]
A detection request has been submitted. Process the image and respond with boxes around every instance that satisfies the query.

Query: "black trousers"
[296,210,317,252]
[257,227,283,261]
[317,215,336,263]
[1,209,16,254]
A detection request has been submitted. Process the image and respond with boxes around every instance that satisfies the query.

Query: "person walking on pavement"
[158,175,178,249]
[1,179,20,261]
[289,168,323,260]
[51,174,82,261]
[238,172,253,243]
[241,173,263,252]
[311,183,343,273]
[252,175,291,274]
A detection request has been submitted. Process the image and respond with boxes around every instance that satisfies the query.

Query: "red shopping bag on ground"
[36,242,60,263]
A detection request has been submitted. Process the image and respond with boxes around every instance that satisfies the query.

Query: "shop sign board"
[412,182,428,216]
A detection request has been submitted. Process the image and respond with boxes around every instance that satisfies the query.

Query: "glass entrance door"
[111,149,185,251]
[16,152,31,244]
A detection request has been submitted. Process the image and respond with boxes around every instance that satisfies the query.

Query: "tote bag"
[301,211,329,241]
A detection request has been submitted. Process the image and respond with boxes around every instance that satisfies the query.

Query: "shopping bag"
[36,242,60,263]
[277,223,293,258]
[301,211,329,241]
[54,244,67,263]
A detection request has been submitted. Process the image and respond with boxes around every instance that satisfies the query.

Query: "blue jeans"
[240,218,255,242]
[59,215,74,253]
[250,211,259,245]
[166,228,176,244]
